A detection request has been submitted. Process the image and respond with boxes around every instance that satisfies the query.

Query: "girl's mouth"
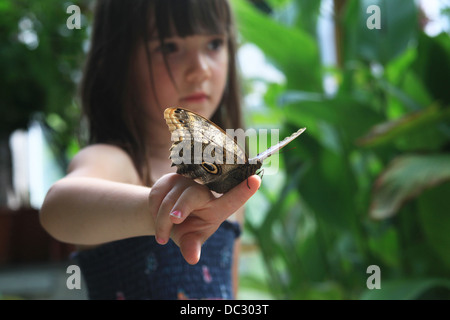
[180,92,210,103]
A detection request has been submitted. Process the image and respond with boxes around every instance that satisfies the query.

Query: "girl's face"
[134,33,229,123]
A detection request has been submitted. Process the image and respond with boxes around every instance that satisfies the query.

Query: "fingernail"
[170,210,182,219]
[156,236,166,245]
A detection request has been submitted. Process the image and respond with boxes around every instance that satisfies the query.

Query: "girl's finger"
[151,173,194,244]
[178,232,203,265]
[154,184,185,244]
[210,175,261,220]
[148,173,180,220]
[175,176,260,264]
[169,183,216,224]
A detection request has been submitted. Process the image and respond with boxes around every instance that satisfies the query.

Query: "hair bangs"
[153,0,231,39]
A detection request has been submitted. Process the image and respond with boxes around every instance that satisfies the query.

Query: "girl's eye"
[155,42,178,54]
[207,38,225,51]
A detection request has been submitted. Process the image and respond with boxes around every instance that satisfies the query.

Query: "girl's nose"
[185,52,211,83]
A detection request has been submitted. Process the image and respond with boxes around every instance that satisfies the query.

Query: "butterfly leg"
[257,169,264,180]
[247,169,264,190]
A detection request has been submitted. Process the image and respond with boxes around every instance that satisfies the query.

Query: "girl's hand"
[149,173,261,265]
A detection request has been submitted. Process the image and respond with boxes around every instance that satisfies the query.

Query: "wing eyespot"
[201,161,219,175]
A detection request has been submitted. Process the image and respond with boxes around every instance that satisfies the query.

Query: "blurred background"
[0,0,449,299]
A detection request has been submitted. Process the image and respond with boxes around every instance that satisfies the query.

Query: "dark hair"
[80,0,243,186]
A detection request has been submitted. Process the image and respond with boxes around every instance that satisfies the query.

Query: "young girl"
[39,0,260,299]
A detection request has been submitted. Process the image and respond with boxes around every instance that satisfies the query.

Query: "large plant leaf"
[369,154,450,219]
[284,96,384,147]
[343,0,418,64]
[417,182,450,267]
[414,33,450,105]
[360,278,450,300]
[231,0,322,91]
[384,47,433,111]
[357,105,450,150]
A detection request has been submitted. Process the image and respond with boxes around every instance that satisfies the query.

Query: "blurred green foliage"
[0,0,90,163]
[233,0,450,299]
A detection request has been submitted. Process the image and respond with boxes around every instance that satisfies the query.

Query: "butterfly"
[164,107,306,193]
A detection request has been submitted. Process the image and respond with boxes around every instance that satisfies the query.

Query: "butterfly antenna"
[279,146,297,155]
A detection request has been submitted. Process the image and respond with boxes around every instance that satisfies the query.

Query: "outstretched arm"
[40,144,261,265]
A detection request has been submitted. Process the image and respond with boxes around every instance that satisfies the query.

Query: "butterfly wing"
[164,107,253,193]
[164,107,247,165]
[249,127,306,163]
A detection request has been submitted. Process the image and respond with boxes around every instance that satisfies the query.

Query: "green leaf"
[368,226,400,267]
[284,96,384,151]
[357,105,450,150]
[384,48,433,111]
[360,278,450,300]
[414,33,450,105]
[343,0,418,64]
[231,0,322,91]
[369,154,450,219]
[417,182,450,267]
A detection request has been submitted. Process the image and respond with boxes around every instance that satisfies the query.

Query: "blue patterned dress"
[75,221,240,300]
